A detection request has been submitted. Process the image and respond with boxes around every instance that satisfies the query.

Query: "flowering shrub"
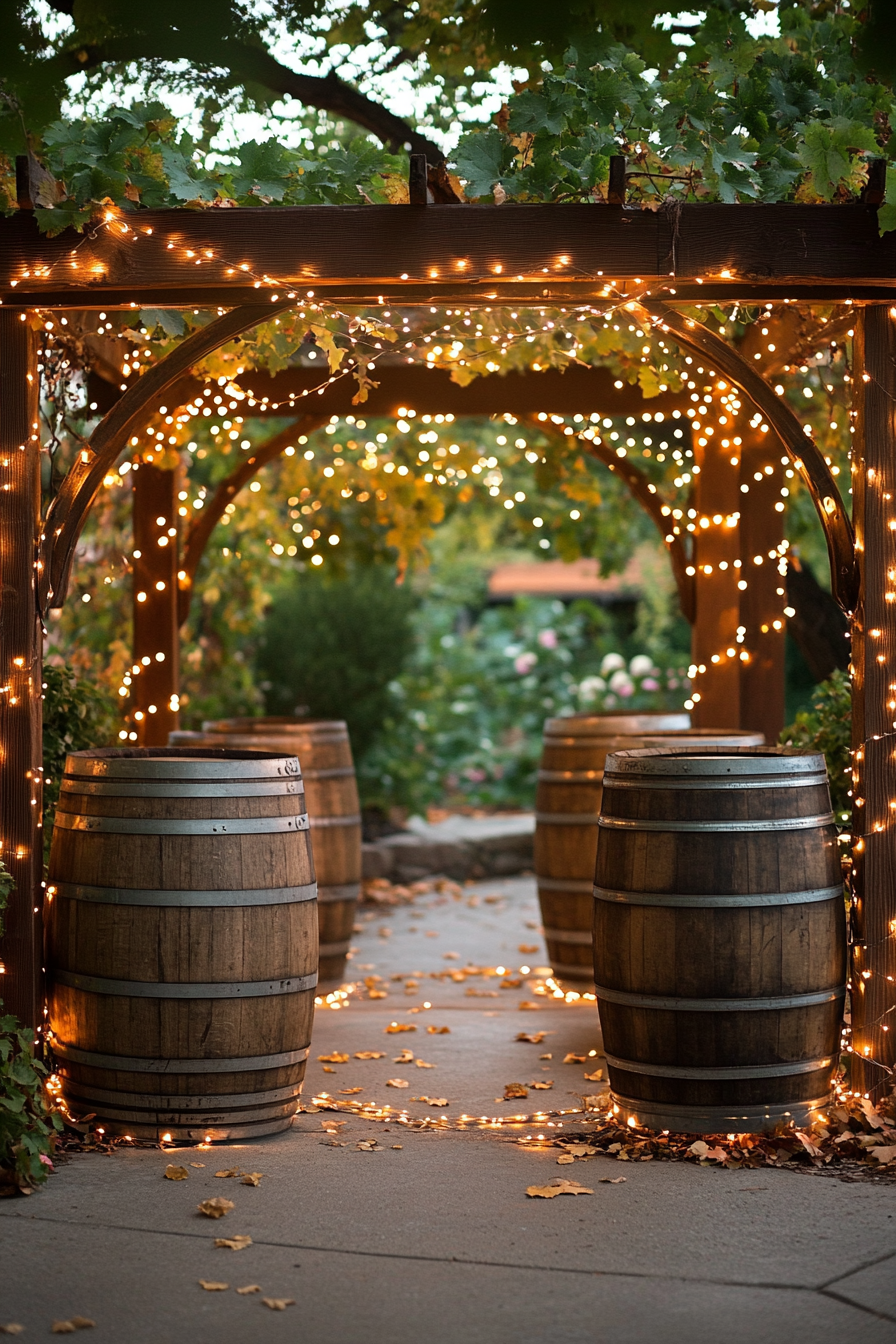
[359,596,689,812]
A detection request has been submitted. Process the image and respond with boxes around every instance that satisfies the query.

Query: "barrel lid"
[603,746,826,778]
[544,712,691,737]
[64,747,302,780]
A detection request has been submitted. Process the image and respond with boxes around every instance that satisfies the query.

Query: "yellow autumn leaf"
[198,1281,230,1292]
[214,1169,240,1179]
[240,1173,263,1186]
[385,1023,416,1034]
[415,1059,436,1068]
[557,1154,576,1165]
[262,1299,296,1311]
[426,1025,450,1034]
[393,1048,414,1063]
[164,1164,189,1181]
[197,1197,234,1219]
[214,1235,252,1251]
[318,1053,349,1063]
[386,1078,409,1088]
[354,1051,385,1060]
[529,1080,553,1089]
[504,1083,528,1099]
[235,1285,260,1295]
[526,1180,594,1198]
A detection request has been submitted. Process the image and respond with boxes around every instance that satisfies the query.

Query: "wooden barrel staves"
[45,748,317,1142]
[172,718,362,985]
[593,747,846,1134]
[534,715,764,981]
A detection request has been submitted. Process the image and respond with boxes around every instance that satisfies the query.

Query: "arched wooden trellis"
[0,188,892,1102]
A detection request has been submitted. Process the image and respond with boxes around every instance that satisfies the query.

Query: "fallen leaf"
[324,1139,348,1147]
[393,1048,414,1063]
[236,1286,260,1296]
[518,1002,539,1011]
[214,1169,241,1179]
[583,1069,604,1082]
[599,1176,627,1184]
[321,1119,346,1130]
[504,1083,528,1099]
[540,1053,553,1060]
[164,1164,189,1181]
[526,1180,593,1198]
[368,990,388,999]
[563,1053,587,1064]
[427,1026,450,1034]
[385,1023,416,1034]
[795,1132,823,1159]
[860,1098,884,1130]
[501,978,523,989]
[340,1087,364,1095]
[198,1281,229,1292]
[391,1145,403,1150]
[415,1059,436,1068]
[519,945,540,954]
[516,1032,547,1044]
[356,1141,379,1151]
[318,1053,349,1064]
[215,1235,252,1251]
[354,1051,385,1060]
[415,1097,448,1107]
[386,1078,409,1088]
[557,1154,576,1165]
[240,1173,263,1186]
[871,1146,896,1163]
[197,1198,234,1219]
[322,1066,336,1073]
[688,1140,709,1158]
[1,1328,25,1337]
[262,1299,296,1311]
[582,1094,608,1109]
[190,1162,205,1168]
[529,1080,553,1089]
[560,1144,597,1157]
[443,952,460,960]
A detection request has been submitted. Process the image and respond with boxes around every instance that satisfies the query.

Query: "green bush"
[360,596,691,812]
[0,1015,62,1193]
[780,669,852,825]
[42,663,117,859]
[256,569,416,761]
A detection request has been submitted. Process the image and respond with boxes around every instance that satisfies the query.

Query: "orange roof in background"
[487,555,644,600]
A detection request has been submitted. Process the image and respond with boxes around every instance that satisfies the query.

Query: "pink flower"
[514,652,538,675]
[642,677,659,690]
[538,629,558,649]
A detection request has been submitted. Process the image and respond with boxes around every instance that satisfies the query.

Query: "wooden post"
[130,459,180,747]
[690,424,741,728]
[738,427,787,743]
[0,311,43,1028]
[850,305,896,1097]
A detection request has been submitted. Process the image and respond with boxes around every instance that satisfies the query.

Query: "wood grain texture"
[738,428,786,743]
[0,311,42,1027]
[691,423,741,728]
[45,748,317,1140]
[850,307,896,1096]
[4,204,896,310]
[534,720,758,980]
[131,460,180,744]
[175,721,361,985]
[593,748,845,1124]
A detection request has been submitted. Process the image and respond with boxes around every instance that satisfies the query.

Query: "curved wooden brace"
[637,302,858,614]
[531,420,695,624]
[177,415,327,625]
[40,301,293,610]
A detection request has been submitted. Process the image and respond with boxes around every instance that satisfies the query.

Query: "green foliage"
[256,568,417,762]
[0,1016,61,1193]
[42,663,117,857]
[0,858,13,941]
[780,669,852,824]
[361,594,690,812]
[453,10,893,207]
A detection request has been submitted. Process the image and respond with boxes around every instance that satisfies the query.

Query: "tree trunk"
[0,312,42,1028]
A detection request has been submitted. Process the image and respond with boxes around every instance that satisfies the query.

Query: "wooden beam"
[0,311,42,1028]
[86,362,692,421]
[131,460,181,746]
[690,428,742,730]
[738,428,787,743]
[2,203,896,308]
[850,306,896,1099]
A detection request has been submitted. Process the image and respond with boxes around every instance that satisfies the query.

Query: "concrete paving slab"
[822,1250,896,1319]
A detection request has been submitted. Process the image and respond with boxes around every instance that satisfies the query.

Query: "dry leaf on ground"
[262,1299,296,1311]
[354,1051,385,1060]
[236,1286,260,1295]
[519,945,540,954]
[356,1140,379,1151]
[529,1080,553,1090]
[164,1165,189,1181]
[584,1070,604,1082]
[443,952,460,960]
[557,1154,576,1165]
[560,1144,597,1157]
[599,1176,627,1184]
[1,1326,25,1336]
[340,1087,364,1095]
[415,1097,448,1107]
[50,1322,95,1335]
[215,1235,252,1251]
[387,1078,409,1088]
[198,1281,229,1292]
[504,1083,528,1099]
[427,1026,450,1034]
[871,1145,896,1163]
[321,1119,346,1130]
[322,1066,336,1073]
[540,1053,552,1060]
[526,1180,594,1198]
[415,1059,436,1068]
[392,1145,403,1150]
[516,1032,548,1044]
[189,1162,205,1168]
[318,1053,349,1064]
[393,1048,414,1063]
[215,1169,240,1179]
[240,1173,263,1186]
[518,1002,539,1011]
[198,1198,234,1219]
[385,1023,416,1034]
[563,1054,587,1065]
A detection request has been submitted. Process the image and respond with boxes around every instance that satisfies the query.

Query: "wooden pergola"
[0,188,893,1100]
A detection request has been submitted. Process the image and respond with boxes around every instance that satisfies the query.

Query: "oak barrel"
[534,716,763,980]
[45,748,317,1141]
[174,718,361,985]
[594,746,846,1133]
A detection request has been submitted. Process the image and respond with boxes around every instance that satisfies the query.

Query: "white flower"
[600,652,626,675]
[578,675,606,702]
[629,654,655,677]
[609,670,634,694]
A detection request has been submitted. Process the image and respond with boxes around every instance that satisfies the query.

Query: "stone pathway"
[2,877,894,1342]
